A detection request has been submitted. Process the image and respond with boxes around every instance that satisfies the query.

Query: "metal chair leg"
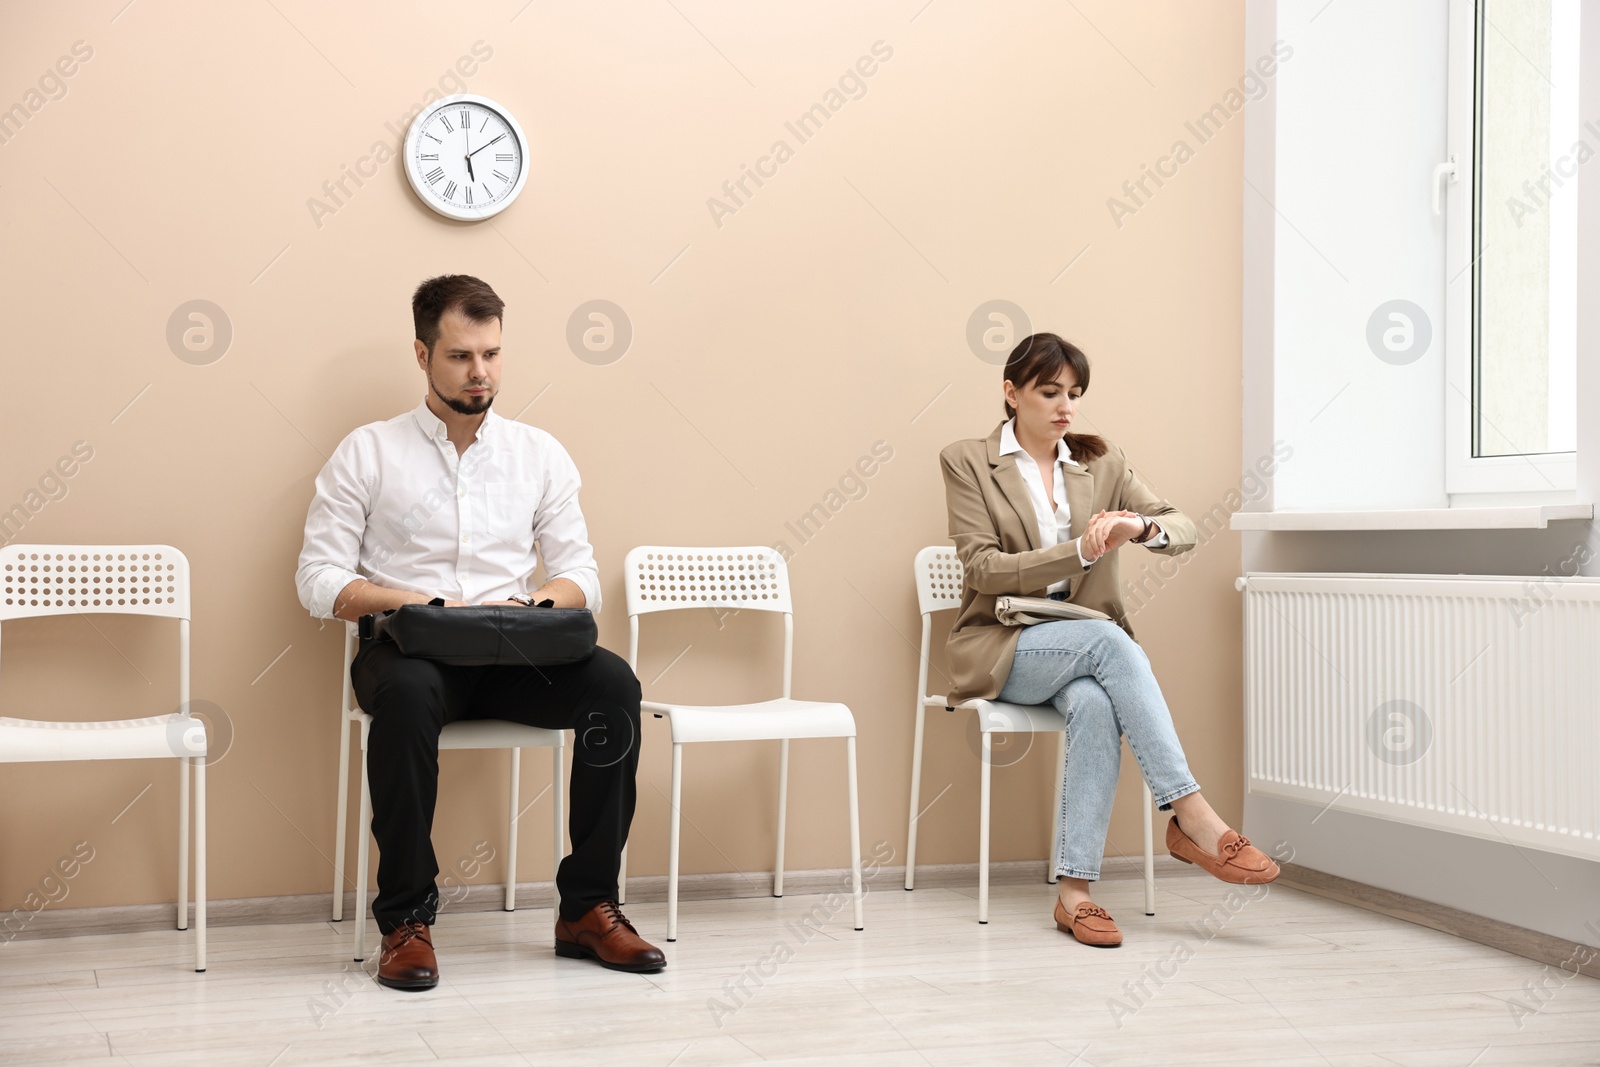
[1048,731,1066,884]
[846,736,863,931]
[552,746,566,912]
[667,743,683,942]
[774,738,789,897]
[333,714,352,922]
[905,703,926,891]
[194,753,206,972]
[505,748,521,911]
[177,758,190,932]
[978,732,992,924]
[353,745,372,963]
[1143,782,1156,916]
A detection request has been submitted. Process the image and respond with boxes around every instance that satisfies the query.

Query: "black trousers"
[350,639,643,933]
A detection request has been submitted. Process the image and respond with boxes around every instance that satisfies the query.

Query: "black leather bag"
[358,604,598,667]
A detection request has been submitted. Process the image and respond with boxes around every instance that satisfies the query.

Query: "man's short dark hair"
[412,274,505,356]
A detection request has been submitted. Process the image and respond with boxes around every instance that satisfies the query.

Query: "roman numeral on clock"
[492,170,510,182]
[461,110,471,129]
[495,153,513,161]
[464,187,473,206]
[441,115,454,133]
[424,167,445,185]
[442,180,457,199]
[419,153,438,161]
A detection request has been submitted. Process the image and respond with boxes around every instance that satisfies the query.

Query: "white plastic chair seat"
[943,698,1068,736]
[352,712,563,751]
[0,713,206,762]
[437,717,563,750]
[643,698,857,744]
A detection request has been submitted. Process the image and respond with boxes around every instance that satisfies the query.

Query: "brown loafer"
[1054,898,1122,947]
[1166,817,1280,885]
[554,901,666,973]
[376,919,438,990]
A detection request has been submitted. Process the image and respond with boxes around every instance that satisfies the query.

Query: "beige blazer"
[939,422,1197,703]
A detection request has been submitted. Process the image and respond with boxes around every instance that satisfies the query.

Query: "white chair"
[904,545,1156,923]
[0,544,206,971]
[330,621,567,961]
[620,546,863,942]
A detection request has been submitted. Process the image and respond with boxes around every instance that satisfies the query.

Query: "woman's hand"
[1079,509,1143,561]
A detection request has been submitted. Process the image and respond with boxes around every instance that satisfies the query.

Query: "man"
[296,274,664,990]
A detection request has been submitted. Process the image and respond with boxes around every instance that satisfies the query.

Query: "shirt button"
[461,536,469,544]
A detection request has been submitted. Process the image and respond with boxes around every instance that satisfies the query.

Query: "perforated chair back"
[624,546,793,617]
[625,545,796,700]
[1,544,190,621]
[913,545,964,616]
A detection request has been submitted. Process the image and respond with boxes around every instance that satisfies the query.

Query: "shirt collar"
[410,397,498,444]
[998,418,1078,466]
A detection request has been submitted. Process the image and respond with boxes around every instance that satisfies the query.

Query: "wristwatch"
[508,593,536,606]
[1131,514,1156,544]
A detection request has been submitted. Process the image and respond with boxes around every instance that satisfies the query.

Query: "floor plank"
[1,869,1596,1066]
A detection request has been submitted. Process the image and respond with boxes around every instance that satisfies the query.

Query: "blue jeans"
[996,618,1200,881]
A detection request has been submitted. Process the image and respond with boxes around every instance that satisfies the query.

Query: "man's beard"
[429,368,494,415]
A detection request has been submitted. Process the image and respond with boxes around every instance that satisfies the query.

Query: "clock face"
[403,94,529,221]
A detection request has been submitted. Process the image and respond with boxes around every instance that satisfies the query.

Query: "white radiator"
[1238,572,1600,861]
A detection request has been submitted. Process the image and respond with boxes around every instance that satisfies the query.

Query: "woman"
[939,333,1278,947]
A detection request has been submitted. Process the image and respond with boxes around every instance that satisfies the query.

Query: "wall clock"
[403,93,529,221]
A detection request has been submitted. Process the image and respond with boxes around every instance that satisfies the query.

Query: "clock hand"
[464,129,474,183]
[467,133,506,159]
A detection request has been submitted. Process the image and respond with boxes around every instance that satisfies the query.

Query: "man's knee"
[589,647,643,710]
[360,654,448,734]
[571,648,642,769]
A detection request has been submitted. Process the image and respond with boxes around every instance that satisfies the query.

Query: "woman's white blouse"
[997,418,1166,594]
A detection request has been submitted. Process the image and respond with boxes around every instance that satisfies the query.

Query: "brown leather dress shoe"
[554,901,666,973]
[1166,817,1281,885]
[1054,898,1123,947]
[376,919,439,990]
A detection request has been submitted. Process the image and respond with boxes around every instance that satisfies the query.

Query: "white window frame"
[1443,0,1578,499]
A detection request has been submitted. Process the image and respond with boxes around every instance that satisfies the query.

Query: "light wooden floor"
[3,865,1598,1066]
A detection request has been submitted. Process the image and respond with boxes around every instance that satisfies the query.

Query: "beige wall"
[0,1,1245,912]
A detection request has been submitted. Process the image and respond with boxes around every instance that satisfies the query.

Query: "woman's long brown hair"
[1002,332,1108,463]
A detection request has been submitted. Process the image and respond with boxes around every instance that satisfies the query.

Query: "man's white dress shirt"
[997,418,1166,595]
[295,399,601,619]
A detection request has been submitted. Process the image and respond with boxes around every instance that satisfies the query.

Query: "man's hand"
[333,579,450,623]
[527,577,585,609]
[332,577,583,622]
[1079,509,1143,562]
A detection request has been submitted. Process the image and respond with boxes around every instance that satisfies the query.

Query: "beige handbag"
[994,595,1111,627]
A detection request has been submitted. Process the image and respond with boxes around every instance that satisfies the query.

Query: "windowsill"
[1230,503,1594,532]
